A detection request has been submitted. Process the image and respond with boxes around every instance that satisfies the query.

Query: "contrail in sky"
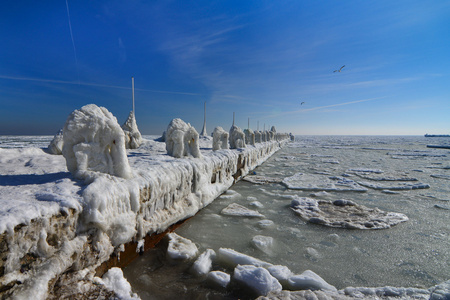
[65,0,79,82]
[0,74,200,96]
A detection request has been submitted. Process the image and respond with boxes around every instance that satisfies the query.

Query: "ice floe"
[221,203,265,218]
[166,232,198,261]
[206,271,230,289]
[290,197,409,229]
[357,181,430,190]
[251,235,274,253]
[191,249,216,276]
[282,173,368,192]
[243,175,283,185]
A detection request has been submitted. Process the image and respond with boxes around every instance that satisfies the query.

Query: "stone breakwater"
[0,138,289,299]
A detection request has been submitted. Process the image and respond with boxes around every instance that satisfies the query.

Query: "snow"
[166,232,198,261]
[233,264,282,296]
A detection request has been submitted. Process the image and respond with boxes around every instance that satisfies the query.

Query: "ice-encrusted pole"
[132,76,135,115]
[248,117,250,130]
[200,101,207,136]
[233,112,235,126]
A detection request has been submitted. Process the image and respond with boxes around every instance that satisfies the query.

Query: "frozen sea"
[122,135,450,299]
[1,135,448,299]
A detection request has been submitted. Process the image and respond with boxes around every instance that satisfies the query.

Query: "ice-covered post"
[132,76,135,115]
[200,101,207,136]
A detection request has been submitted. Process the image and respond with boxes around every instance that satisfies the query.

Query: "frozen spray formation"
[0,105,290,299]
[122,111,143,149]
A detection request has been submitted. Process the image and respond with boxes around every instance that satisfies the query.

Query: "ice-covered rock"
[191,249,216,276]
[121,111,142,149]
[165,118,201,158]
[282,173,368,192]
[62,104,132,180]
[244,128,255,146]
[48,129,64,155]
[290,197,409,229]
[233,264,282,296]
[221,203,265,218]
[166,233,198,261]
[207,271,230,289]
[229,125,246,149]
[287,270,337,292]
[212,126,229,151]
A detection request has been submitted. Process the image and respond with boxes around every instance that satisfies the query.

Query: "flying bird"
[333,65,345,73]
[301,102,305,105]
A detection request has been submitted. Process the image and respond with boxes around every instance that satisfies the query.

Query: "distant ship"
[424,134,450,137]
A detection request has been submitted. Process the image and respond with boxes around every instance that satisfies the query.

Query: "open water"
[123,136,450,299]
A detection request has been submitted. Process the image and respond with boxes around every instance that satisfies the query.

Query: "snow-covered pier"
[0,105,291,299]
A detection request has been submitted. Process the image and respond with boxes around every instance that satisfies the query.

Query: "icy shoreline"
[0,135,288,298]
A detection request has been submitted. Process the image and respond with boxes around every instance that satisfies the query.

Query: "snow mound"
[290,197,409,229]
[101,267,140,300]
[121,111,142,149]
[62,104,132,180]
[221,203,265,218]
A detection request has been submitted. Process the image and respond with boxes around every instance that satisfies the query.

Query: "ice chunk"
[257,219,275,229]
[166,233,198,261]
[233,264,282,296]
[219,189,242,199]
[191,249,216,276]
[218,248,272,268]
[243,175,283,185]
[229,125,246,149]
[290,196,409,229]
[251,235,273,253]
[431,174,450,180]
[357,181,430,190]
[267,265,293,284]
[101,267,140,300]
[165,118,201,158]
[249,201,264,208]
[207,271,230,289]
[121,111,142,149]
[221,203,265,218]
[287,270,337,292]
[282,173,368,192]
[62,104,132,179]
[212,126,229,150]
[244,128,255,146]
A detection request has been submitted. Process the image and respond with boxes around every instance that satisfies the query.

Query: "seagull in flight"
[333,65,345,73]
[301,102,305,105]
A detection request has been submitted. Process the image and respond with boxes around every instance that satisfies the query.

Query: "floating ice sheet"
[290,197,409,229]
[357,181,430,190]
[243,175,283,185]
[282,173,368,192]
[221,203,265,218]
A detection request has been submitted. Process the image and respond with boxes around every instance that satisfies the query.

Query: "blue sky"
[1,1,449,135]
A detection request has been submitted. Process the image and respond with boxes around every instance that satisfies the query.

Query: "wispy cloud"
[260,97,386,119]
[0,75,200,96]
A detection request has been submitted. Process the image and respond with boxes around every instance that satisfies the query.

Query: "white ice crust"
[233,264,282,296]
[48,129,64,155]
[100,267,140,300]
